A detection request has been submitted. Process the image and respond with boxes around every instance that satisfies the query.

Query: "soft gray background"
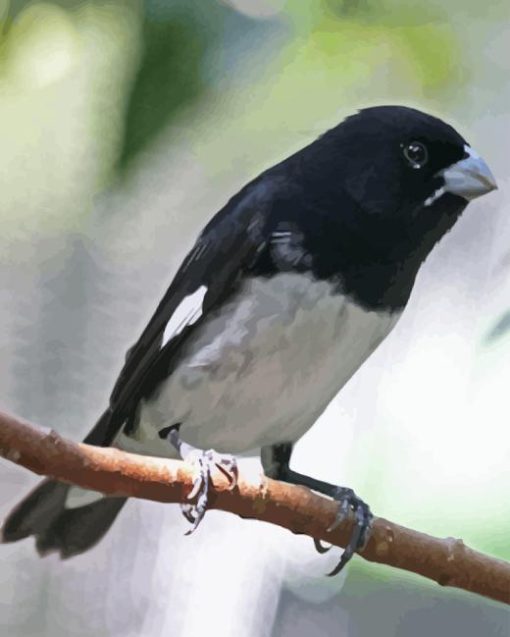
[0,1,509,635]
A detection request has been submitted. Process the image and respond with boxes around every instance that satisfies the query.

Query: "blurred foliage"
[0,0,141,245]
[117,0,282,171]
[177,0,464,185]
[117,10,211,169]
[287,0,462,93]
[0,0,465,191]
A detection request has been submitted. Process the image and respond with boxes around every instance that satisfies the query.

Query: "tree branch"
[0,408,508,606]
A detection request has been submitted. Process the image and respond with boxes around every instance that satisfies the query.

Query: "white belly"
[118,273,401,457]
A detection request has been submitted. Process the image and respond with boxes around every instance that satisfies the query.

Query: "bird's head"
[301,105,497,261]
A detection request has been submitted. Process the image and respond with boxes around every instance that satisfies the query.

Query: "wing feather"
[100,177,279,441]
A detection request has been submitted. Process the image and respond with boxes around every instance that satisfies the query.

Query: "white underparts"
[131,273,402,457]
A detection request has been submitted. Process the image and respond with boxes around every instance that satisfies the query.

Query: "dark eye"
[403,141,428,169]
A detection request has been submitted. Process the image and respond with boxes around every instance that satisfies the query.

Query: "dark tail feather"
[35,495,126,558]
[1,408,127,558]
[1,479,69,544]
[1,478,127,558]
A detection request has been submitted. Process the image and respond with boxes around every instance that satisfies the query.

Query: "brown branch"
[0,408,508,606]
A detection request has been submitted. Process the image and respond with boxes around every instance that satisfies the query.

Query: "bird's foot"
[260,444,372,576]
[181,449,238,533]
[314,487,373,576]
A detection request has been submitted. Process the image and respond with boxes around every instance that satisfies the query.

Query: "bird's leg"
[161,424,238,533]
[261,443,373,575]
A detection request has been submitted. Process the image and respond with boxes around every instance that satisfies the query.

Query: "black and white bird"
[1,106,497,573]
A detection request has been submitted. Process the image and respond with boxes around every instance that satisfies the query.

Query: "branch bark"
[0,408,508,605]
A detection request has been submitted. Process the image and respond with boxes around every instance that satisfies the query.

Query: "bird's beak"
[442,145,498,201]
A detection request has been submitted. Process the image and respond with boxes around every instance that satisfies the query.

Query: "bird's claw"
[315,487,373,576]
[181,449,238,534]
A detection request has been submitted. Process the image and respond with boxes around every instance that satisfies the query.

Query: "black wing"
[87,176,285,445]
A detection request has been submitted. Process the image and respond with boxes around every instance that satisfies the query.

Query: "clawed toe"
[259,445,372,577]
[313,538,332,554]
[324,490,373,577]
[213,453,239,489]
[181,449,239,534]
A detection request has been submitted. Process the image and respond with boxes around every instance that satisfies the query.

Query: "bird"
[1,105,497,574]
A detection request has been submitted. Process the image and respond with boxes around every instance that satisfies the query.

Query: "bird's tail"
[1,479,127,558]
[1,408,127,558]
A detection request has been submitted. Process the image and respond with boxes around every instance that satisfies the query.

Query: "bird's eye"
[403,141,428,169]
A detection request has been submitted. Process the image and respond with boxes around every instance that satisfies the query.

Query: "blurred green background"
[0,1,508,636]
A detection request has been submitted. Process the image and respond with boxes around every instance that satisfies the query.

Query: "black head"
[297,105,497,262]
[274,105,499,309]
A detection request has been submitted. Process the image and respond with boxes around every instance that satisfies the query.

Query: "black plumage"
[2,106,496,566]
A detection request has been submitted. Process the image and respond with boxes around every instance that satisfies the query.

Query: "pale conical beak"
[442,145,498,201]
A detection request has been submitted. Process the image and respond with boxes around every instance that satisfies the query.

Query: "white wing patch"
[162,285,208,347]
[271,230,292,242]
